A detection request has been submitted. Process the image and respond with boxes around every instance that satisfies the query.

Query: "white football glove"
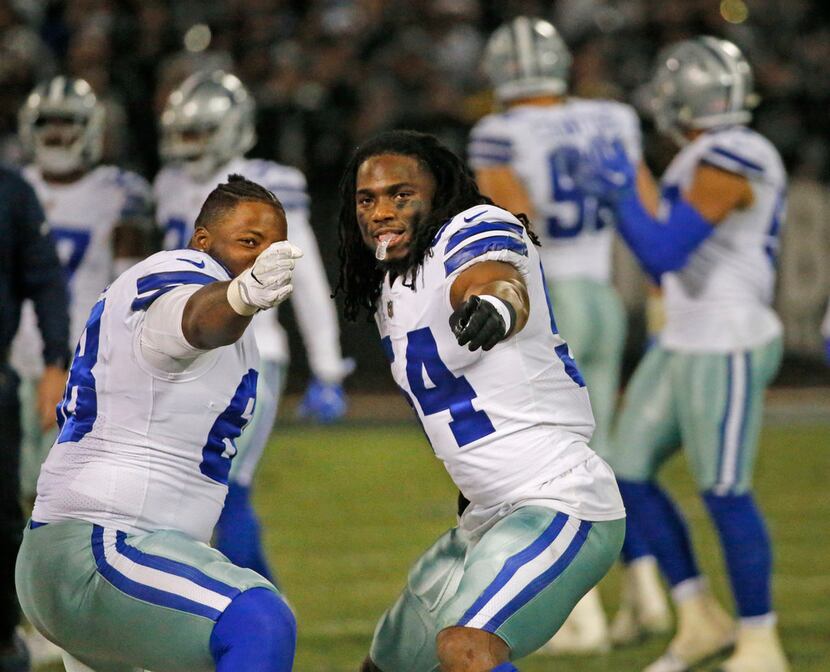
[226,241,303,315]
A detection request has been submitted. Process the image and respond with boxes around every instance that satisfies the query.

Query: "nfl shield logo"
[387,301,394,318]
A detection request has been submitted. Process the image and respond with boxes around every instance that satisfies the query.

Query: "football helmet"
[483,16,572,102]
[18,76,105,175]
[159,70,256,181]
[647,36,758,144]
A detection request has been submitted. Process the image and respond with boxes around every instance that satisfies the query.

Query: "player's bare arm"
[636,163,661,216]
[475,166,536,220]
[685,163,753,224]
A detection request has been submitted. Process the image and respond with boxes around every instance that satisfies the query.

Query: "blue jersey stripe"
[470,136,512,148]
[555,344,586,387]
[445,221,525,254]
[279,201,310,211]
[131,270,216,311]
[90,527,227,620]
[457,512,568,627]
[708,146,764,173]
[468,152,511,165]
[444,236,528,276]
[482,520,593,632]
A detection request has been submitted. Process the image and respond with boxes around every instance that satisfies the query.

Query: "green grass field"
[35,416,830,671]
[249,419,830,672]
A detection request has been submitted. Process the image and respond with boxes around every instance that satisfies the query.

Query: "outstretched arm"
[448,260,529,351]
[183,241,302,349]
[586,140,752,282]
[141,242,302,371]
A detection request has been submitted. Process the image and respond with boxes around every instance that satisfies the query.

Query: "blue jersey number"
[404,328,495,447]
[163,217,188,250]
[546,145,615,239]
[200,369,258,484]
[57,297,105,443]
[50,227,92,284]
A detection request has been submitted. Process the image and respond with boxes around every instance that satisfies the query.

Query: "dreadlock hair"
[335,130,539,322]
[194,173,284,230]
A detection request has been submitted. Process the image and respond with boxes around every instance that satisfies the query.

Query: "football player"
[12,76,153,510]
[335,129,626,672]
[16,175,301,672]
[469,16,670,652]
[154,70,352,583]
[589,37,790,672]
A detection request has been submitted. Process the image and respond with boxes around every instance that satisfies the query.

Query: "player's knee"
[211,587,296,672]
[436,626,510,672]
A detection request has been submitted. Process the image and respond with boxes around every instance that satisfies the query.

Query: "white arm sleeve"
[139,284,208,372]
[286,211,348,383]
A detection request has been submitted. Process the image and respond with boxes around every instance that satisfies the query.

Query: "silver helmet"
[159,70,256,181]
[18,76,105,175]
[648,36,758,143]
[483,16,572,102]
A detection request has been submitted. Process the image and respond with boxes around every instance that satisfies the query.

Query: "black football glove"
[449,295,513,351]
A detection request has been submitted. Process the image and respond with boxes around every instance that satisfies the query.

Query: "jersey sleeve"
[467,115,516,170]
[698,130,768,179]
[139,284,207,369]
[129,252,225,312]
[440,207,531,281]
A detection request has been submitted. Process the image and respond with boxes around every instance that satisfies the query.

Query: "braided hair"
[335,130,537,322]
[194,173,284,230]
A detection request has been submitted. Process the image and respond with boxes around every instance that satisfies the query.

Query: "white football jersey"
[469,99,642,282]
[11,165,152,378]
[377,204,623,520]
[659,127,786,352]
[32,250,260,542]
[154,158,346,380]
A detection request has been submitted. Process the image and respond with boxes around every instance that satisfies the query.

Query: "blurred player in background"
[11,75,153,667]
[154,70,352,585]
[589,37,790,672]
[13,76,152,501]
[16,175,301,672]
[336,129,625,672]
[469,16,669,653]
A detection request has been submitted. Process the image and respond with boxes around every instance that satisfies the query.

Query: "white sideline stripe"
[718,354,747,491]
[102,529,232,612]
[464,515,579,629]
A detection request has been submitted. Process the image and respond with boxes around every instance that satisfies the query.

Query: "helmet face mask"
[159,70,256,182]
[19,77,105,176]
[484,16,572,103]
[648,36,757,145]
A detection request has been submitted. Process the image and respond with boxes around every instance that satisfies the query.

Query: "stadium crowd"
[1,0,829,186]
